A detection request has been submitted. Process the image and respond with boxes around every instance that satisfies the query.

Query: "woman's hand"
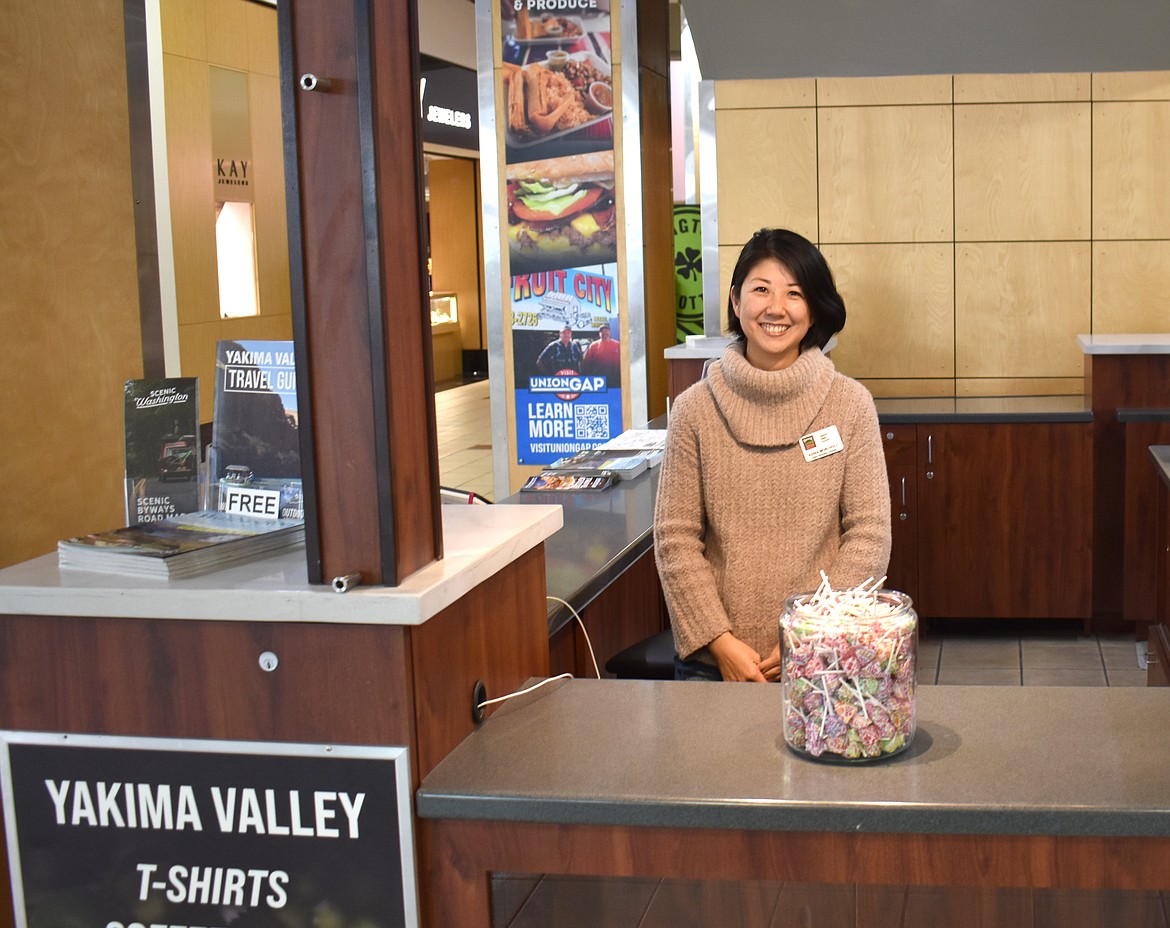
[757,644,781,682]
[708,632,767,682]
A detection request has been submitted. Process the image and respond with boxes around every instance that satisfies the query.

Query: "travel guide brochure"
[58,510,305,580]
[210,340,303,519]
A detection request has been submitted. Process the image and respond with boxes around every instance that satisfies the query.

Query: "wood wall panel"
[713,69,1170,398]
[817,106,953,243]
[816,74,952,107]
[429,157,481,363]
[1092,71,1170,101]
[204,0,249,69]
[1092,241,1170,333]
[715,78,814,109]
[953,72,1090,103]
[821,243,954,379]
[859,379,957,398]
[956,377,1086,397]
[246,0,280,76]
[715,108,818,245]
[159,0,206,60]
[955,242,1090,379]
[1093,101,1170,240]
[163,53,217,329]
[954,103,1090,241]
[0,0,143,568]
[251,71,293,331]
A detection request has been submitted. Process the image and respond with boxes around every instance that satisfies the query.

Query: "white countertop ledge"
[1078,333,1170,354]
[0,504,563,625]
[663,334,735,359]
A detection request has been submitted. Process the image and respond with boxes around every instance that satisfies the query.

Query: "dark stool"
[604,629,676,680]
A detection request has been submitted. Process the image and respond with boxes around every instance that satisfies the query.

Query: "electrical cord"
[546,595,601,680]
[473,595,602,713]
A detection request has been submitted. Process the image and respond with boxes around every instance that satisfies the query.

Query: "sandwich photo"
[506,151,617,275]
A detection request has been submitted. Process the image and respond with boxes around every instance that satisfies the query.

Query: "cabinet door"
[916,423,1092,619]
[881,426,919,600]
[1148,625,1170,686]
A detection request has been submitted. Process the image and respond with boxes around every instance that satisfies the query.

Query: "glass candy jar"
[780,588,917,763]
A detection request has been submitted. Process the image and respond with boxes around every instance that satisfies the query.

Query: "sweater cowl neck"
[705,342,836,447]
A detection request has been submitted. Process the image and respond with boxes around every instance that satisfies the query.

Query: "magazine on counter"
[58,510,305,580]
[547,448,656,480]
[520,472,616,493]
[209,340,303,519]
[594,428,668,453]
[123,378,201,525]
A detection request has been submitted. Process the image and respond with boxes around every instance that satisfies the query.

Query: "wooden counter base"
[419,818,1170,926]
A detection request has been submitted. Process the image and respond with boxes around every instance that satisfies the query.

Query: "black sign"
[420,56,478,150]
[0,733,417,928]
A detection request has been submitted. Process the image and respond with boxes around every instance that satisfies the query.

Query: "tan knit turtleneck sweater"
[654,343,891,663]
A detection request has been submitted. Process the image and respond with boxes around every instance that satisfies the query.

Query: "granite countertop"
[1079,334,1170,355]
[0,504,562,625]
[1152,446,1170,489]
[499,469,659,635]
[417,679,1170,838]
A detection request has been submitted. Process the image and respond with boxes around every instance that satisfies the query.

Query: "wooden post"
[280,0,442,586]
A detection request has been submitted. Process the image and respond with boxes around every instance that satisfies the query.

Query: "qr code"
[574,404,610,440]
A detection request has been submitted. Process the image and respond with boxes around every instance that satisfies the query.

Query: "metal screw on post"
[299,73,333,92]
[258,651,279,672]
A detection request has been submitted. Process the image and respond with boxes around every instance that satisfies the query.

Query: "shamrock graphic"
[675,246,701,281]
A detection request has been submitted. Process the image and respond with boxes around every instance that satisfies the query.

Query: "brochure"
[123,378,201,525]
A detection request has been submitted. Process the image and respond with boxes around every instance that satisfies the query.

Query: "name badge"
[800,425,844,462]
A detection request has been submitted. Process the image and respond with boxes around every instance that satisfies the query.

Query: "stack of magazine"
[520,428,669,492]
[58,511,305,580]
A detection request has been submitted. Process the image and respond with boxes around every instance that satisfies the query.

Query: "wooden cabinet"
[548,547,668,678]
[881,421,1093,620]
[881,426,919,598]
[1148,625,1170,686]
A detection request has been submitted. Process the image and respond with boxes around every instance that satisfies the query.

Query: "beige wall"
[714,71,1170,397]
[0,1,145,567]
[160,0,292,423]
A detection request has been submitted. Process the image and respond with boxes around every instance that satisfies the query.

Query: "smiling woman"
[654,228,891,683]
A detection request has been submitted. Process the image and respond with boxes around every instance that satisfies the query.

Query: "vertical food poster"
[498,0,625,469]
[511,263,621,464]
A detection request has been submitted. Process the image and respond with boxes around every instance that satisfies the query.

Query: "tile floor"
[436,379,1162,927]
[436,377,496,501]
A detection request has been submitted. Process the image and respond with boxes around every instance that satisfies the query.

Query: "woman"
[654,228,891,682]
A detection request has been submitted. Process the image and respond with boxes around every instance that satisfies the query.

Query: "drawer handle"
[900,476,907,507]
[927,434,933,465]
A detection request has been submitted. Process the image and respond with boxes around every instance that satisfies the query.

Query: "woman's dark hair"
[726,228,846,352]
